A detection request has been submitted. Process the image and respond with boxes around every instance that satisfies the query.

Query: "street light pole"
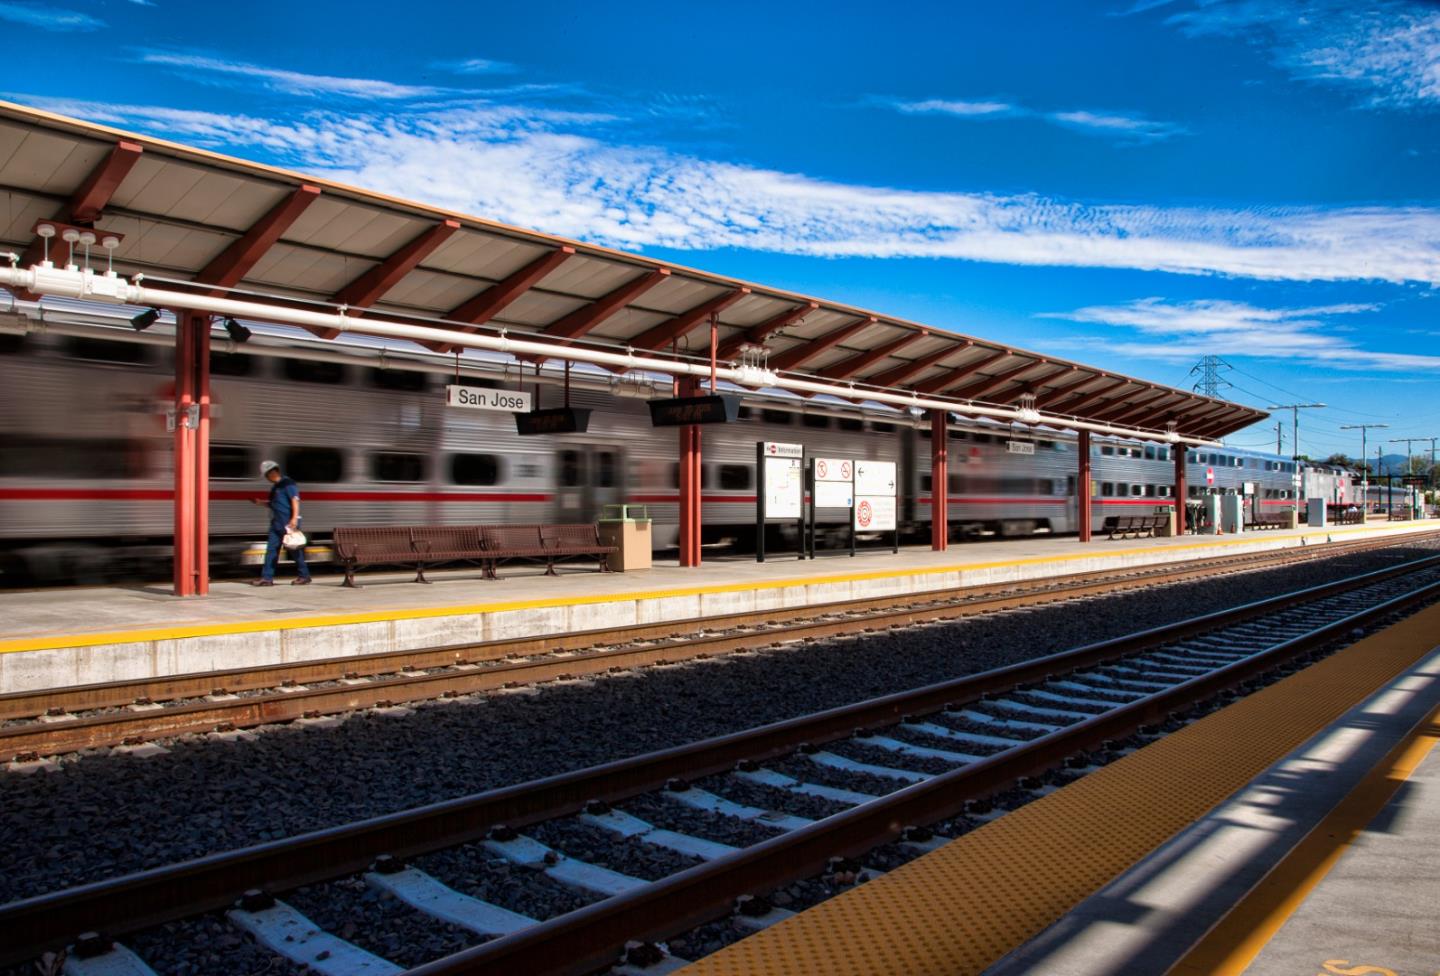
[1341,423,1388,513]
[1268,403,1325,515]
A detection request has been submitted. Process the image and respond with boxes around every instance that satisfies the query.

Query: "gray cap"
[260,460,280,476]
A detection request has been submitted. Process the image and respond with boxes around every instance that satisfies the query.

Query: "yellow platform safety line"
[678,602,1440,976]
[1167,704,1440,976]
[2,522,1436,657]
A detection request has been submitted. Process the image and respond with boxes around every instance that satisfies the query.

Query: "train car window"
[1038,440,1056,451]
[949,474,964,493]
[368,367,429,391]
[870,421,897,434]
[838,417,864,432]
[0,436,146,478]
[1144,446,1155,460]
[210,444,253,480]
[595,451,618,488]
[559,450,583,488]
[918,425,931,439]
[282,358,347,384]
[1132,484,1145,497]
[1158,448,1170,462]
[452,376,501,389]
[737,406,753,420]
[1144,484,1156,496]
[1101,446,1115,456]
[210,351,253,376]
[62,336,150,365]
[371,452,427,483]
[953,430,968,440]
[450,453,501,486]
[283,447,345,483]
[0,333,29,355]
[718,464,752,490]
[801,414,830,429]
[1102,482,1115,496]
[760,409,793,425]
[973,433,992,444]
[920,474,932,493]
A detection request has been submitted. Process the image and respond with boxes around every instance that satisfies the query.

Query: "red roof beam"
[425,245,576,352]
[912,349,1011,395]
[767,316,877,373]
[332,219,460,311]
[1101,392,1189,427]
[714,301,819,361]
[945,360,1053,402]
[864,341,972,390]
[1089,387,1168,423]
[627,286,750,354]
[18,139,143,292]
[989,365,1080,406]
[540,268,670,343]
[196,184,322,295]
[1034,373,1106,408]
[1050,379,1134,415]
[816,330,927,382]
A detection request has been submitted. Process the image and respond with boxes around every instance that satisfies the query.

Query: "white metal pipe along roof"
[0,260,1214,446]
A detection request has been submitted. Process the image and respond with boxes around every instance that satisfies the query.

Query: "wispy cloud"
[884,96,1185,141]
[138,52,450,100]
[0,2,102,30]
[1149,0,1440,109]
[442,58,518,75]
[1042,298,1440,372]
[16,95,1440,286]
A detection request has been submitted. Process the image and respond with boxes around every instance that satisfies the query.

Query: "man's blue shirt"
[268,476,300,525]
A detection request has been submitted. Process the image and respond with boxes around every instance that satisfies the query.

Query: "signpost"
[809,456,855,558]
[756,441,804,562]
[853,459,899,553]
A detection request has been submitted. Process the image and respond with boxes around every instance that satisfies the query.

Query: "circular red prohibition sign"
[841,461,852,479]
[817,460,828,478]
[857,499,873,528]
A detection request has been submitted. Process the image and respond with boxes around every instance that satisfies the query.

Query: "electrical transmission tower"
[1189,355,1233,398]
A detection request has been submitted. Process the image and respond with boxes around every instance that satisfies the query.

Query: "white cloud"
[885,96,1184,141]
[893,98,1017,117]
[16,95,1440,286]
[445,58,518,75]
[1042,298,1440,371]
[0,2,101,30]
[1156,0,1440,108]
[138,52,449,100]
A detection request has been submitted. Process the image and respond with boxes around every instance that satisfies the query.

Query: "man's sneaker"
[292,578,312,586]
[249,579,275,587]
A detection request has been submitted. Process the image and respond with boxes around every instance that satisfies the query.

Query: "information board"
[814,481,854,508]
[853,496,897,531]
[763,456,803,518]
[854,460,896,496]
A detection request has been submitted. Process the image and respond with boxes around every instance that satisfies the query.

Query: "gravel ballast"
[3,540,1437,914]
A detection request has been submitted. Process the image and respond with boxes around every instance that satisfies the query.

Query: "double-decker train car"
[0,327,1350,583]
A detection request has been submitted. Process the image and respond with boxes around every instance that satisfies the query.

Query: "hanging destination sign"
[648,394,742,427]
[515,407,592,436]
[447,384,532,413]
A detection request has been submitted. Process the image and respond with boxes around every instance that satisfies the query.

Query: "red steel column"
[172,313,197,596]
[1174,445,1188,535]
[930,410,948,551]
[193,314,211,595]
[1077,429,1092,542]
[678,377,702,567]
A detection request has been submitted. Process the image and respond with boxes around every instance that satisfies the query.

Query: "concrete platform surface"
[988,642,1440,976]
[0,520,1436,695]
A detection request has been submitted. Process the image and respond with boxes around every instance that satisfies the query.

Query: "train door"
[554,444,626,522]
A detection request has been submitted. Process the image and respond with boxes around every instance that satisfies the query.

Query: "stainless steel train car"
[0,328,1352,582]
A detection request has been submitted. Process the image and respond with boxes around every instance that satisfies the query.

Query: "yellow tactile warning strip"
[2,522,1435,656]
[1167,703,1440,975]
[677,601,1440,976]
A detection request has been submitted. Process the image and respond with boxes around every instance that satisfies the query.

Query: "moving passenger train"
[0,328,1355,583]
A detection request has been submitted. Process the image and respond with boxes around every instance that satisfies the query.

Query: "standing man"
[252,460,311,586]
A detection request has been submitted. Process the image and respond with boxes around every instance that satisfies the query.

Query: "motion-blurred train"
[0,327,1357,583]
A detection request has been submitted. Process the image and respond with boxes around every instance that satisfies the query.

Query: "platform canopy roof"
[0,100,1265,441]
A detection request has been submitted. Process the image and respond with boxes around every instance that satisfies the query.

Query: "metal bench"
[1103,515,1164,540]
[1246,514,1289,530]
[333,526,428,587]
[479,524,553,579]
[540,523,617,574]
[409,525,487,584]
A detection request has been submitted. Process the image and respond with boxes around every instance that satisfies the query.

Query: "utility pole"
[1268,403,1325,513]
[1189,355,1233,399]
[1340,423,1388,513]
[1391,437,1435,515]
[1274,422,1284,455]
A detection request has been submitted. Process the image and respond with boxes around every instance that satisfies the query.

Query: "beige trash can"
[598,504,652,572]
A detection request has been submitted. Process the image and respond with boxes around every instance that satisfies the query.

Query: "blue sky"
[2,0,1438,460]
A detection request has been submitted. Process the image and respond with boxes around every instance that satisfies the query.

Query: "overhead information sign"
[764,456,803,518]
[447,385,532,413]
[854,496,897,531]
[1006,440,1036,455]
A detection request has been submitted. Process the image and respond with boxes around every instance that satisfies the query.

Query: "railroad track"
[5,553,1440,976]
[0,534,1422,760]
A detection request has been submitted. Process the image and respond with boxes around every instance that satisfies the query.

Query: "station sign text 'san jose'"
[446,384,532,413]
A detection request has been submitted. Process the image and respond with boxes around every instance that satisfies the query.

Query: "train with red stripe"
[0,328,1353,583]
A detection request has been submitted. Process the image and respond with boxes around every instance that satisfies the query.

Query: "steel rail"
[404,571,1440,976]
[0,537,1413,757]
[1,554,1437,966]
